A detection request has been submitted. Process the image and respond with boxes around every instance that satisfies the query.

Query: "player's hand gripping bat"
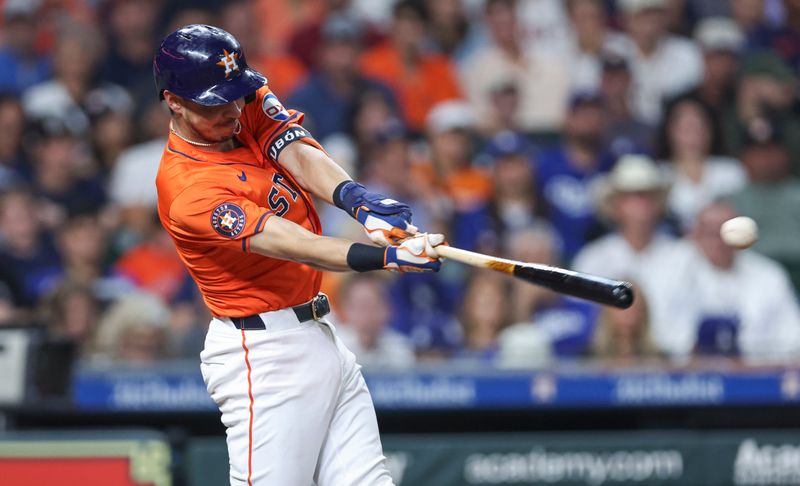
[434,244,634,309]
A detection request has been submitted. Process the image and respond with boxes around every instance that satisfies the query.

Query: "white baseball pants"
[200,309,395,486]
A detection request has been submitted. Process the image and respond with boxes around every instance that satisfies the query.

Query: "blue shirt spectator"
[536,92,614,261]
[287,12,397,140]
[537,145,613,260]
[533,297,600,356]
[0,6,52,94]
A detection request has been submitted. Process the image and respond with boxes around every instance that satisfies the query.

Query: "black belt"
[231,293,331,330]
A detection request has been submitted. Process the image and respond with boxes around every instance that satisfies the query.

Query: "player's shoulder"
[157,145,233,203]
[242,85,294,124]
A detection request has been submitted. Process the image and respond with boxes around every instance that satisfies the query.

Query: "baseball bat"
[436,245,634,309]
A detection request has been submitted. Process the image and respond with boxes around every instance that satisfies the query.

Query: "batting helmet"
[153,24,267,106]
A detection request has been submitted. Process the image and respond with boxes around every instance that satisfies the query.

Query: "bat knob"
[612,282,635,309]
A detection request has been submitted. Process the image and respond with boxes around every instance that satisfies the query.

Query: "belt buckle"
[311,293,329,320]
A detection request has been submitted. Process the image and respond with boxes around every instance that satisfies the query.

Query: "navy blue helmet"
[153,24,266,106]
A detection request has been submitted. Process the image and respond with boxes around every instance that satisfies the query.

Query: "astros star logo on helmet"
[216,49,240,77]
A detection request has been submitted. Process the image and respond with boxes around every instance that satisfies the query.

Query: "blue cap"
[484,131,535,160]
[153,24,267,106]
[568,91,604,110]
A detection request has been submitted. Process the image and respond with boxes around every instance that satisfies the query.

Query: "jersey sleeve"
[240,85,326,165]
[167,183,274,253]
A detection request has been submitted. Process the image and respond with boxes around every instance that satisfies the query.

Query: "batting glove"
[334,181,418,246]
[384,233,445,273]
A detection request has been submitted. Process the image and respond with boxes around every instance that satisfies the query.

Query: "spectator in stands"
[615,0,704,123]
[692,17,745,112]
[359,0,461,133]
[686,17,745,157]
[334,273,415,369]
[25,117,106,228]
[288,0,382,70]
[348,90,402,175]
[598,54,654,158]
[220,0,307,98]
[573,154,677,284]
[536,92,613,261]
[480,79,523,137]
[591,287,661,365]
[644,201,800,361]
[288,12,395,141]
[565,0,628,92]
[505,226,600,357]
[470,131,546,252]
[417,100,490,219]
[0,0,51,95]
[728,118,800,290]
[731,53,800,172]
[113,222,191,305]
[756,0,800,75]
[39,279,99,357]
[0,95,27,188]
[458,270,510,362]
[100,0,162,111]
[93,292,174,365]
[107,101,168,261]
[387,270,464,361]
[90,89,137,169]
[730,0,779,51]
[460,0,571,134]
[361,120,438,234]
[23,24,132,138]
[55,210,108,288]
[0,188,61,307]
[657,94,747,230]
[424,0,478,61]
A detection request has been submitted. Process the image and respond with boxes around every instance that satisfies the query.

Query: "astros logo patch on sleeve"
[211,203,246,238]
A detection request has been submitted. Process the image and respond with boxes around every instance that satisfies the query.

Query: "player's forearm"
[249,214,355,271]
[277,142,350,205]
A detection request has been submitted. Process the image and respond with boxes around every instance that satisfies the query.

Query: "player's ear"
[163,91,183,114]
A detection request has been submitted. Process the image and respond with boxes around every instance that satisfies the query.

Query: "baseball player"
[153,25,442,485]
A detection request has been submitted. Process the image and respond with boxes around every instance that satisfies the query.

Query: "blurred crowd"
[1,0,800,369]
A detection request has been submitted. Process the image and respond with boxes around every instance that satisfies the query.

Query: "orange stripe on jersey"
[156,85,323,317]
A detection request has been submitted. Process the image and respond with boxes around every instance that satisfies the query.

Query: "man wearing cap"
[728,118,800,289]
[153,24,446,485]
[680,17,745,155]
[613,0,704,123]
[572,154,678,286]
[598,54,654,157]
[0,0,50,94]
[535,92,613,261]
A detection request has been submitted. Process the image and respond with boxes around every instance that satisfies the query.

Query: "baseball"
[720,216,759,249]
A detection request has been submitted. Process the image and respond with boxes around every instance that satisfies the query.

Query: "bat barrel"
[513,264,635,309]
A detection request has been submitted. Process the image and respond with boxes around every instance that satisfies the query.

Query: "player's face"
[168,92,245,143]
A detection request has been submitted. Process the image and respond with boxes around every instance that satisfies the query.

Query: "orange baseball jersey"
[156,85,324,317]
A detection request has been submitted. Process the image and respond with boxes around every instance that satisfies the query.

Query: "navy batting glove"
[333,180,418,246]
